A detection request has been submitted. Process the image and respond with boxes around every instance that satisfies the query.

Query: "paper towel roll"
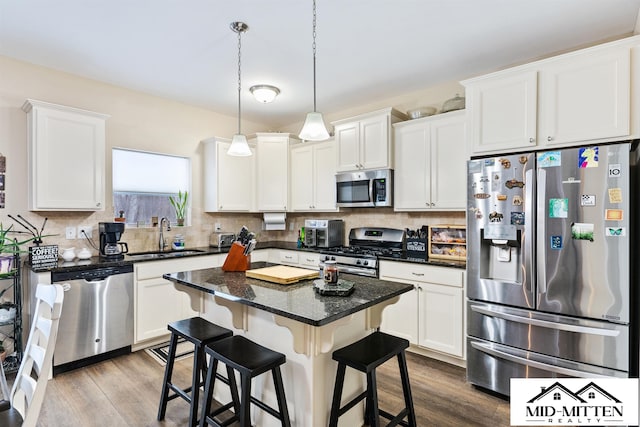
[263,212,286,230]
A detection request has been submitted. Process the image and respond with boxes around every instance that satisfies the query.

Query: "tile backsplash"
[12,208,465,255]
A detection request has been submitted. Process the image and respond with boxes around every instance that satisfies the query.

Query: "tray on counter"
[313,279,355,296]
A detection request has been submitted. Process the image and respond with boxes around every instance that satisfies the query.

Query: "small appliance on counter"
[99,222,129,260]
[210,232,236,248]
[304,219,344,248]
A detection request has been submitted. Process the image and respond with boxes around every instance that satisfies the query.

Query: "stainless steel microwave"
[336,169,393,208]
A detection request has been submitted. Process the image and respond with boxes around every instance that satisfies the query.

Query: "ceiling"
[1,0,639,128]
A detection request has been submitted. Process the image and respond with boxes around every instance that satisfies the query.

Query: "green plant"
[0,224,36,276]
[169,190,188,220]
[0,224,34,255]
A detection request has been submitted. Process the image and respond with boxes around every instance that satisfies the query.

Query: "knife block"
[222,242,251,272]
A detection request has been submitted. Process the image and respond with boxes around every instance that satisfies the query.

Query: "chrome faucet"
[159,217,171,251]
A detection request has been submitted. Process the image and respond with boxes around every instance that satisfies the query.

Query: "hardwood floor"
[32,350,510,426]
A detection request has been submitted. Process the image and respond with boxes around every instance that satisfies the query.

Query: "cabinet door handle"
[529,137,535,143]
[96,202,101,207]
[547,136,553,142]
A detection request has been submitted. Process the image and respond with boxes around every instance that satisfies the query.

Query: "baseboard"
[406,344,466,368]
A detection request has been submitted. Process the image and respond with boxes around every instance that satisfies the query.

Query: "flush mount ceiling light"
[298,0,330,142]
[250,85,280,103]
[227,21,252,157]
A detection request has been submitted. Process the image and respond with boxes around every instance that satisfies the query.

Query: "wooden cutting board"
[245,265,319,285]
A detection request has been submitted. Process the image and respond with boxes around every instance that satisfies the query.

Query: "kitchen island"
[163,262,413,427]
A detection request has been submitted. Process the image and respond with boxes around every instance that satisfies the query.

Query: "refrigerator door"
[536,143,631,323]
[467,153,535,308]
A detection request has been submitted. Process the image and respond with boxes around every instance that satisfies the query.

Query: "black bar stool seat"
[157,317,233,427]
[200,335,291,427]
[329,331,417,427]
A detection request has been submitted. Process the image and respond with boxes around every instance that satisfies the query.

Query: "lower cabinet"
[266,249,319,269]
[134,255,224,344]
[379,260,465,360]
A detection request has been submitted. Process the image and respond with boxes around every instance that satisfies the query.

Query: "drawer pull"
[411,272,425,276]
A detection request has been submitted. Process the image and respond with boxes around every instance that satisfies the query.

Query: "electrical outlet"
[78,226,92,239]
[215,223,222,231]
[65,227,76,239]
[289,221,295,231]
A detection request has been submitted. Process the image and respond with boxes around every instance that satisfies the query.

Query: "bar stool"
[199,335,291,427]
[329,331,417,427]
[157,317,233,427]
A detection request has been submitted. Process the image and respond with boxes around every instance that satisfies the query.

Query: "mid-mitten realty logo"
[510,378,638,426]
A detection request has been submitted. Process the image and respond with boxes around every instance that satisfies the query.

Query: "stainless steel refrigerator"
[466,142,638,396]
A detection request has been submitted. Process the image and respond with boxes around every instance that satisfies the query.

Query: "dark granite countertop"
[29,240,465,273]
[163,261,414,327]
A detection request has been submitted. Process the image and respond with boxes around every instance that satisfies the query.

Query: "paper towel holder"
[263,212,286,231]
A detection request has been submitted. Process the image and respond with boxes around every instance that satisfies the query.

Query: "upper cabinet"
[22,99,109,211]
[393,110,467,211]
[463,36,640,155]
[332,108,407,172]
[290,139,337,212]
[203,137,256,212]
[255,133,298,212]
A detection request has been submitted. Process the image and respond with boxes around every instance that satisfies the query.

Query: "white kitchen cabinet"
[290,139,337,212]
[203,137,256,212]
[464,36,638,155]
[22,99,108,211]
[298,252,321,269]
[393,110,467,210]
[268,249,299,266]
[379,261,465,359]
[256,133,297,211]
[332,108,407,172]
[538,48,630,146]
[134,255,223,344]
[418,282,464,356]
[466,71,538,154]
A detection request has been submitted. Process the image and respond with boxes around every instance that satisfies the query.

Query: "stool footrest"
[250,394,284,420]
[206,401,237,424]
[380,408,410,427]
[337,390,367,418]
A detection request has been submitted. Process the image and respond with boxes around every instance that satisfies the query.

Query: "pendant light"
[227,21,252,157]
[298,0,330,141]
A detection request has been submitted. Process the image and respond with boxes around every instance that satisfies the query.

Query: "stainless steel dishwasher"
[51,264,134,374]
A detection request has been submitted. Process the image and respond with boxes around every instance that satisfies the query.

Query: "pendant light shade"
[298,0,330,142]
[228,134,252,156]
[227,21,252,157]
[299,112,330,141]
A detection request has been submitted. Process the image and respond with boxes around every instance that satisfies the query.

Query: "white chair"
[0,284,64,427]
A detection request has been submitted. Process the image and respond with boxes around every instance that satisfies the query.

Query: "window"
[112,148,190,226]
[553,392,561,400]
[588,391,595,399]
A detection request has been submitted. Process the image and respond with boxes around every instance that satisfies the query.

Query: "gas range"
[318,227,405,277]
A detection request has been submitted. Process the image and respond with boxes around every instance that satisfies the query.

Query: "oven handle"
[470,341,613,378]
[470,304,620,337]
[318,262,377,277]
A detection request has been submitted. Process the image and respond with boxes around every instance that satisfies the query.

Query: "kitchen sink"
[126,249,206,260]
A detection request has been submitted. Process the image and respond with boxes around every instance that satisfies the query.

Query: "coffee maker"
[99,222,129,260]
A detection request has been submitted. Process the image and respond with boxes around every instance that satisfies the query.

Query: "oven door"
[336,176,373,207]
